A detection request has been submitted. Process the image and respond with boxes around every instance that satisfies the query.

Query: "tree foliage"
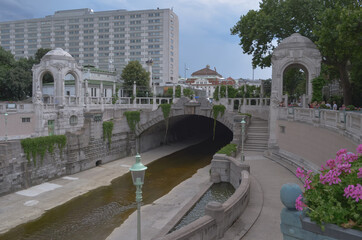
[231,0,362,105]
[0,47,52,101]
[283,68,306,102]
[35,48,51,63]
[121,61,150,94]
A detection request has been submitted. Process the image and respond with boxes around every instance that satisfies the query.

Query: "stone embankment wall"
[0,141,67,195]
[0,110,180,196]
[0,111,137,196]
[155,154,250,240]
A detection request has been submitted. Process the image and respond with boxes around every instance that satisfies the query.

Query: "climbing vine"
[124,111,140,133]
[103,121,114,146]
[159,103,171,143]
[20,135,67,166]
[112,87,119,104]
[212,104,226,140]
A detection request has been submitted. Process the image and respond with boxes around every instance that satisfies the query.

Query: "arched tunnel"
[139,115,233,153]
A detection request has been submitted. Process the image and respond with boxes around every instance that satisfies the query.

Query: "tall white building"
[0,8,179,85]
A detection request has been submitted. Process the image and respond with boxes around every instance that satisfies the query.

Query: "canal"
[0,132,232,239]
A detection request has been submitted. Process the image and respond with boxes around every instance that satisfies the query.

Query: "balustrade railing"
[281,107,362,143]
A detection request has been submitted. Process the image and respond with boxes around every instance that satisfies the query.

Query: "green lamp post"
[240,118,246,161]
[129,153,147,240]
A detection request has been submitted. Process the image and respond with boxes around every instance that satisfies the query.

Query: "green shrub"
[217,144,237,156]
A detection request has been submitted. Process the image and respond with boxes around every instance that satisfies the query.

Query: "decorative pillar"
[133,81,137,97]
[146,59,153,89]
[152,84,157,110]
[100,82,103,104]
[172,83,176,100]
[85,79,89,106]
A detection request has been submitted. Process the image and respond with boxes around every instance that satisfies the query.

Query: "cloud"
[0,0,35,21]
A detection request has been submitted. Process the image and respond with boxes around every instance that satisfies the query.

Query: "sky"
[0,0,272,80]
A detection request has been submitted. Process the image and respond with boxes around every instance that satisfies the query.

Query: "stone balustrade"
[280,107,362,143]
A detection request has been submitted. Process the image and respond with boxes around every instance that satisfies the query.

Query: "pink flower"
[357,144,362,154]
[295,194,305,211]
[344,184,362,202]
[337,162,351,174]
[320,169,341,185]
[326,159,336,169]
[320,164,326,171]
[336,148,347,156]
[358,168,362,179]
[304,178,312,190]
[296,167,305,179]
[345,152,358,163]
[344,185,355,198]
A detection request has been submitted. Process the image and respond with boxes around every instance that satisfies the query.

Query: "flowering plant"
[295,144,362,230]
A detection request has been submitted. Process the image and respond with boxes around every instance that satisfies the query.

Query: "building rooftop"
[191,65,222,78]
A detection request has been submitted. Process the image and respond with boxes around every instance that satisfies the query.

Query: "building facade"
[0,8,179,85]
[186,65,236,98]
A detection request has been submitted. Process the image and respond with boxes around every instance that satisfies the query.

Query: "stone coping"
[153,153,251,240]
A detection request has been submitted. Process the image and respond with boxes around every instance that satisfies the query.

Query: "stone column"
[84,79,89,105]
[268,90,279,149]
[133,81,137,97]
[152,84,157,110]
[146,59,153,89]
[172,83,176,100]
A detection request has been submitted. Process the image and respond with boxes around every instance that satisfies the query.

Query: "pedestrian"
[333,101,337,110]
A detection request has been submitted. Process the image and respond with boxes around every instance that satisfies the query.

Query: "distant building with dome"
[186,65,236,98]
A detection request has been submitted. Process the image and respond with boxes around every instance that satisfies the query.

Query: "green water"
[0,136,231,240]
[171,182,235,232]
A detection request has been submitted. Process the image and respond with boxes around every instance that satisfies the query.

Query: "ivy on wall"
[20,135,67,166]
[159,103,171,143]
[103,121,114,146]
[124,111,140,133]
[212,104,226,140]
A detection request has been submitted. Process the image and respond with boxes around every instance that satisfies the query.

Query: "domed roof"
[43,48,74,60]
[276,33,318,50]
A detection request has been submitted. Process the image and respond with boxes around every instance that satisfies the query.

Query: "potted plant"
[295,145,362,239]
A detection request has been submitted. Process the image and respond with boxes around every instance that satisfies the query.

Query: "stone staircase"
[244,118,269,152]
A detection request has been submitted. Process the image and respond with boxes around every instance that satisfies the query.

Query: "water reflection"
[0,136,231,240]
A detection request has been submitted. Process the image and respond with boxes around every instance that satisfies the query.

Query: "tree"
[0,47,53,101]
[283,68,306,102]
[231,0,361,105]
[121,61,150,96]
[35,48,51,63]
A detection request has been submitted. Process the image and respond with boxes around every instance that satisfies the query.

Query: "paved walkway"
[106,151,302,240]
[0,139,203,235]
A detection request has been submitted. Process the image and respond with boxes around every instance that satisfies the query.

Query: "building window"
[69,115,78,126]
[22,117,30,123]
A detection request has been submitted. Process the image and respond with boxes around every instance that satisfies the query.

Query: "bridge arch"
[269,33,322,148]
[134,97,241,152]
[136,97,235,136]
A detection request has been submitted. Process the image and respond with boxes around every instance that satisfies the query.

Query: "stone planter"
[300,215,362,240]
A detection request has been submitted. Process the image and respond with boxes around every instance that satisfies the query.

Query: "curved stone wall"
[153,154,250,240]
